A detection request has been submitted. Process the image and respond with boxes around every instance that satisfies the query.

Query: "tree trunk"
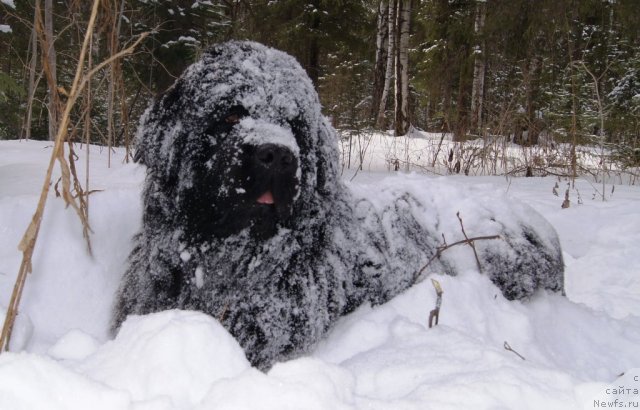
[470,0,486,136]
[44,0,58,141]
[394,0,411,137]
[307,0,321,85]
[22,17,38,140]
[454,66,468,142]
[106,0,125,166]
[107,38,116,166]
[84,35,93,216]
[371,0,389,123]
[376,0,397,129]
[0,12,9,74]
[524,56,542,146]
[308,37,319,85]
[566,14,578,187]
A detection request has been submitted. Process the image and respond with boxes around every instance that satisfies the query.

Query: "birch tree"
[394,0,411,136]
[470,0,486,135]
[376,0,396,129]
[371,0,389,123]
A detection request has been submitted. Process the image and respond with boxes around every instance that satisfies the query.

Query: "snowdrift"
[1,140,639,409]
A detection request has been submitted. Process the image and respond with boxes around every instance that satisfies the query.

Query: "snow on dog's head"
[134,41,340,240]
[114,41,349,369]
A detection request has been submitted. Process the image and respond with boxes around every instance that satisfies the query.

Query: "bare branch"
[456,212,483,272]
[413,232,501,284]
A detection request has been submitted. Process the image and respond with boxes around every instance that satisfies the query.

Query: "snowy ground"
[338,128,637,185]
[0,139,639,410]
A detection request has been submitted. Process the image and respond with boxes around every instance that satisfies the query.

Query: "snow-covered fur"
[112,41,564,370]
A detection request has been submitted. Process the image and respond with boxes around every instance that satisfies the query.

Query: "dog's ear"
[307,115,341,202]
[134,81,185,167]
[158,81,184,113]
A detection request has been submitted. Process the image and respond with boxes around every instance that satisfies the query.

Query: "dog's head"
[135,41,340,241]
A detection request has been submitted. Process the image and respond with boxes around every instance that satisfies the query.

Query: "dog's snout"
[255,144,296,173]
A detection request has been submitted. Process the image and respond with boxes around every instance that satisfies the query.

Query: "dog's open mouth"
[256,191,275,205]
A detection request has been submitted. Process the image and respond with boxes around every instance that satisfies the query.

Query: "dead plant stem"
[0,0,148,352]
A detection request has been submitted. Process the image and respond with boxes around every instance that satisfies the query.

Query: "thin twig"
[456,212,482,272]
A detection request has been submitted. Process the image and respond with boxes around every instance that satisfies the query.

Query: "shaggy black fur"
[112,41,564,370]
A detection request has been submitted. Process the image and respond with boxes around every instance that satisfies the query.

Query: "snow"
[177,36,199,44]
[1,139,640,409]
[237,117,300,156]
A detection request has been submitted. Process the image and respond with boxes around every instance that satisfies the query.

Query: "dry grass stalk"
[562,187,571,209]
[504,341,526,360]
[0,0,148,352]
[428,279,443,328]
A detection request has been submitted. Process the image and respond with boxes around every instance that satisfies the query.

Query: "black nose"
[254,144,296,173]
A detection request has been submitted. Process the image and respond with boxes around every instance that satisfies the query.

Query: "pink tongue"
[257,191,275,205]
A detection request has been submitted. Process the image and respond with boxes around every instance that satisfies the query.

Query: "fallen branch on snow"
[413,212,501,285]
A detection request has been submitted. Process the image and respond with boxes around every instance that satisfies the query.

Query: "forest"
[0,0,639,169]
[1,2,640,406]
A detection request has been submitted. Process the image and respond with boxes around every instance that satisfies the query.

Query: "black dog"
[112,41,564,370]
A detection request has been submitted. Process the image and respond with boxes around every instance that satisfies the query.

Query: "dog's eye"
[205,106,248,136]
[225,114,241,125]
[223,105,249,126]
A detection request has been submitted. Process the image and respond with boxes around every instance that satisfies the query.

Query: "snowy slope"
[0,139,639,410]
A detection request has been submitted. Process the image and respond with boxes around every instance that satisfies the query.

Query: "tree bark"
[454,65,468,142]
[376,0,397,129]
[394,0,411,137]
[307,0,321,85]
[470,0,486,136]
[107,31,116,166]
[371,0,389,123]
[524,56,542,146]
[106,0,125,166]
[44,0,58,141]
[22,15,38,140]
